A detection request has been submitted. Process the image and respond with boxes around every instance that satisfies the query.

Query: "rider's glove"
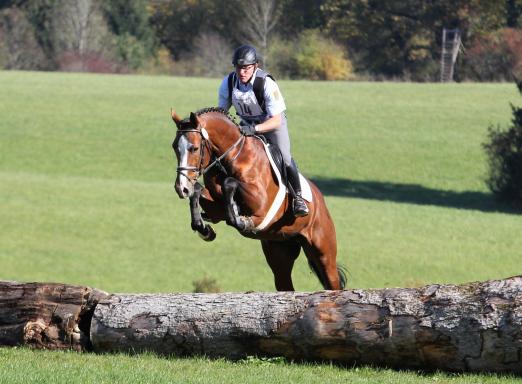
[239,121,257,136]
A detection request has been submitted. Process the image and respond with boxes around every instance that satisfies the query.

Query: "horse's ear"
[171,108,182,128]
[190,112,200,127]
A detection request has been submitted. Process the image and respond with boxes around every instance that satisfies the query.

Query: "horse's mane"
[180,107,238,127]
[179,107,238,129]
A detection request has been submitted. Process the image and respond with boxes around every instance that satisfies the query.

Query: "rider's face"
[235,64,256,84]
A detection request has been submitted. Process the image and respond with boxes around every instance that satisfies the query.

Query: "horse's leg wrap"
[239,216,255,232]
[190,182,216,241]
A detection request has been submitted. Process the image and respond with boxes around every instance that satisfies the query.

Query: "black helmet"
[232,45,258,66]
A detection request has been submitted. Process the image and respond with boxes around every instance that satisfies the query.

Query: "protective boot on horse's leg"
[189,182,216,241]
[286,158,309,217]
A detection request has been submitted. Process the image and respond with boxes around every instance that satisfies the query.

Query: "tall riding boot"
[286,159,309,217]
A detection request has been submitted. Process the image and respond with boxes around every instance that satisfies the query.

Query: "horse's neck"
[205,117,241,155]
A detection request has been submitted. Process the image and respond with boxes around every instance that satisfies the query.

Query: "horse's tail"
[307,260,348,290]
[337,264,348,290]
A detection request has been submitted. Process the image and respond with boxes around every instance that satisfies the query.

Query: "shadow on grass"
[311,177,521,215]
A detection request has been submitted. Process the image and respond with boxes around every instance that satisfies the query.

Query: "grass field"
[1,70,521,383]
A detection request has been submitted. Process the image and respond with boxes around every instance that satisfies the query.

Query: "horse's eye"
[190,146,199,153]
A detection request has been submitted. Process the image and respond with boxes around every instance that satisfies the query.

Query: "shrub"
[57,51,127,73]
[192,275,221,293]
[483,80,522,208]
[268,30,353,80]
[294,30,353,80]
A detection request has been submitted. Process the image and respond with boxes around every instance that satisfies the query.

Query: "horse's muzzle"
[175,178,193,199]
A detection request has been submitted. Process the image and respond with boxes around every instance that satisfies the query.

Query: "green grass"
[1,70,521,382]
[0,348,519,384]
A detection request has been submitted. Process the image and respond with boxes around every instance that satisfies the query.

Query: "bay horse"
[171,107,346,291]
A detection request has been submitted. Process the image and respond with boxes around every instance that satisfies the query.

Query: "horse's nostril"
[183,187,190,196]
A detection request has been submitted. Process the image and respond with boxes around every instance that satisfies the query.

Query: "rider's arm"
[255,77,286,132]
[254,113,282,133]
[218,75,232,111]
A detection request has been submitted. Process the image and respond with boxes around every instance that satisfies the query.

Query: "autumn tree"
[321,0,511,80]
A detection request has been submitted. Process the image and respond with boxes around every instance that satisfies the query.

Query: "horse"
[171,107,346,291]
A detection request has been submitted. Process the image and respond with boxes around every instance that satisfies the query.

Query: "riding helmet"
[232,45,258,66]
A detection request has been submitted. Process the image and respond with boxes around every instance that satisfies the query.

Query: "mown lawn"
[0,348,520,384]
[0,70,521,383]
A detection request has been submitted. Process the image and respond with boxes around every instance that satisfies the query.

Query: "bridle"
[175,125,246,185]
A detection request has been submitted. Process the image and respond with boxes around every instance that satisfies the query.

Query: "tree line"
[0,0,520,81]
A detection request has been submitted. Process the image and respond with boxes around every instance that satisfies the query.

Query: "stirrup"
[293,196,309,217]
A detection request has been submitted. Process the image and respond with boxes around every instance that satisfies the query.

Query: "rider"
[218,44,309,217]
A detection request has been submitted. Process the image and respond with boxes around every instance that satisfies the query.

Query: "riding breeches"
[258,114,292,166]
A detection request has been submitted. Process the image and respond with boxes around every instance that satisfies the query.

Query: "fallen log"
[91,276,522,373]
[0,281,108,351]
[1,277,521,374]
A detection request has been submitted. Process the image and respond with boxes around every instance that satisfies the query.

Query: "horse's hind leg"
[301,215,343,290]
[302,238,342,290]
[189,182,216,241]
[261,239,301,291]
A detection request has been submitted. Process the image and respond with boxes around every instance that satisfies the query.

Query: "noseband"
[175,125,246,185]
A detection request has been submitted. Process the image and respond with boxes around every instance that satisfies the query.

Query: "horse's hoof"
[198,226,216,242]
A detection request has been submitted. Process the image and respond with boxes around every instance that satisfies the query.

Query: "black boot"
[286,159,309,217]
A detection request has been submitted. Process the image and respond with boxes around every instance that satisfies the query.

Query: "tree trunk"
[91,276,522,374]
[0,281,108,351]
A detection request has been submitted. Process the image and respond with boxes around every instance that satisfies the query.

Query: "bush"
[269,30,353,80]
[192,275,221,293]
[463,28,522,81]
[57,51,127,73]
[483,80,522,208]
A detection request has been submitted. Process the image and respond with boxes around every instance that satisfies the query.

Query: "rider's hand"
[239,121,257,136]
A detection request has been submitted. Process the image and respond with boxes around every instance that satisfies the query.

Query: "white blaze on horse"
[171,107,346,291]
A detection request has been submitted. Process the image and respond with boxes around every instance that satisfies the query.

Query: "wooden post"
[91,276,522,373]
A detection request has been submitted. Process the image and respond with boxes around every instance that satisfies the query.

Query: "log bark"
[91,276,522,374]
[0,281,108,351]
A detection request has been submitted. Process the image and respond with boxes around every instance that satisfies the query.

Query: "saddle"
[266,141,288,188]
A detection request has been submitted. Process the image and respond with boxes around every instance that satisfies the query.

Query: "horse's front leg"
[189,182,216,241]
[222,177,254,232]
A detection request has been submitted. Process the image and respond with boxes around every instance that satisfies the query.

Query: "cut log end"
[0,281,109,351]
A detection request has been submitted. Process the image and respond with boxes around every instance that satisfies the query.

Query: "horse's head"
[171,110,209,199]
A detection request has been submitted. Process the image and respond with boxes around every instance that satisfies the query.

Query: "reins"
[176,125,246,184]
[203,134,245,175]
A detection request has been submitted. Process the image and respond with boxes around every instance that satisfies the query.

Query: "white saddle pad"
[254,141,313,232]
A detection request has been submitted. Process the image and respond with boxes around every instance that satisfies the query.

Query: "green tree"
[148,0,219,60]
[506,0,522,28]
[102,0,156,69]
